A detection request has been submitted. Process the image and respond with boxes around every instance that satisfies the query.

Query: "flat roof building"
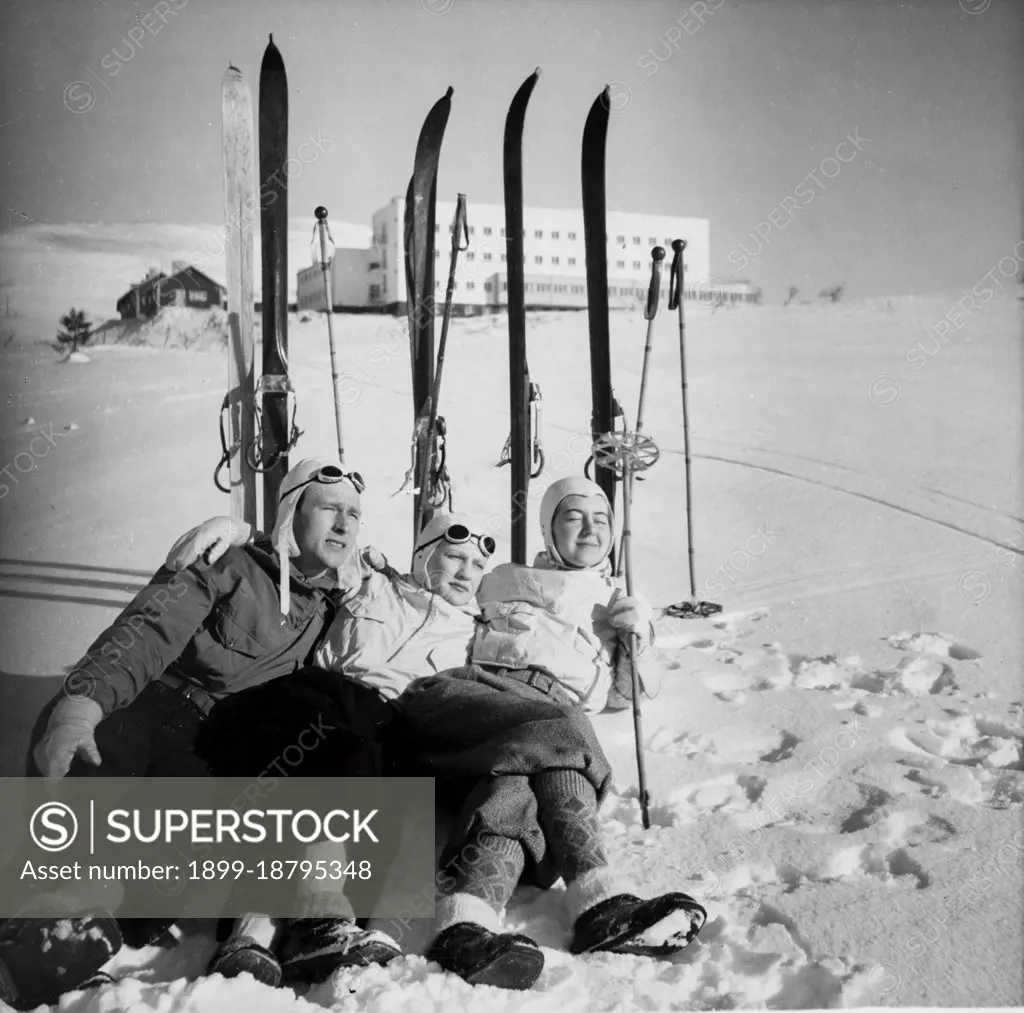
[297,201,755,315]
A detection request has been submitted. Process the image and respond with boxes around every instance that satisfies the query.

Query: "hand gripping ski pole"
[665,239,722,620]
[312,206,347,465]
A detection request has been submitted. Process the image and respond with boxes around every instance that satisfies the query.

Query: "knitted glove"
[33,696,104,777]
[165,516,254,570]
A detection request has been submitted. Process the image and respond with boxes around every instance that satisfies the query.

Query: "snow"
[1,287,1022,1010]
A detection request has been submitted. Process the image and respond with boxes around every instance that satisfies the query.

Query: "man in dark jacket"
[0,458,382,1011]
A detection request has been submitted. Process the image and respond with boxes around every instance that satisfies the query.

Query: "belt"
[156,672,218,717]
[497,667,560,697]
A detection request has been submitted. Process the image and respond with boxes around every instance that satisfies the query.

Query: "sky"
[0,0,1021,303]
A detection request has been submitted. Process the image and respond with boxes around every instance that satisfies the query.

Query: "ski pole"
[666,239,722,619]
[616,246,665,577]
[415,194,468,535]
[313,205,346,465]
[620,453,652,829]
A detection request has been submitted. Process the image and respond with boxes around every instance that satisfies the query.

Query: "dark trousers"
[195,667,402,920]
[71,681,211,778]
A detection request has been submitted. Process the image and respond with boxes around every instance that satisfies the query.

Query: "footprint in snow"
[886,631,982,661]
[889,712,1024,806]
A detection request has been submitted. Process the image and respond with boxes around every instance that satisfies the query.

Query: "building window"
[551,256,560,266]
[534,256,543,265]
[608,287,617,296]
[484,226,493,236]
[369,284,381,302]
[435,224,440,233]
[633,261,641,270]
[568,257,576,266]
[368,262,380,271]
[568,231,577,240]
[526,283,534,292]
[469,226,475,236]
[466,251,475,261]
[664,238,672,246]
[616,260,625,268]
[467,281,475,290]
[648,237,657,245]
[500,253,507,262]
[483,252,492,261]
[534,230,543,239]
[551,231,560,240]
[435,250,440,258]
[500,227,506,238]
[484,281,492,292]
[616,234,625,244]
[633,236,641,245]
[502,282,507,292]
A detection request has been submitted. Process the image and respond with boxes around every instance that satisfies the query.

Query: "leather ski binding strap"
[213,393,233,494]
[247,374,303,473]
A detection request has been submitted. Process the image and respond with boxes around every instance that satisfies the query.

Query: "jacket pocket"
[209,606,270,658]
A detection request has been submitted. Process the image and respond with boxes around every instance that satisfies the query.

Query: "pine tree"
[57,308,91,353]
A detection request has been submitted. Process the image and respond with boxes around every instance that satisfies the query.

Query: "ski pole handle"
[667,238,686,311]
[454,193,469,252]
[644,246,665,321]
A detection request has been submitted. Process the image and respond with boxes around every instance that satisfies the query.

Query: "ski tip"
[444,85,454,99]
[533,66,542,78]
[261,35,284,67]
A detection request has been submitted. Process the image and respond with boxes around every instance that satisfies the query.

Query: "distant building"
[296,201,716,315]
[116,262,226,320]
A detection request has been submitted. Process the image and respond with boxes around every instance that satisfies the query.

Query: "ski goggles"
[282,465,366,501]
[417,523,496,559]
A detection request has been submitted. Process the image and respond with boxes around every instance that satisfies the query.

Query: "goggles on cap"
[282,464,365,500]
[418,523,496,559]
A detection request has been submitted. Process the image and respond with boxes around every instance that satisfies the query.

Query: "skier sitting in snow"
[399,476,706,990]
[0,458,375,1011]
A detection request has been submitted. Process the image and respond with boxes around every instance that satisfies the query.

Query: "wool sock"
[532,770,607,882]
[445,833,525,915]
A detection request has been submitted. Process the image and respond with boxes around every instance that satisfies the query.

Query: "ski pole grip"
[454,193,469,250]
[668,238,686,310]
[645,246,665,320]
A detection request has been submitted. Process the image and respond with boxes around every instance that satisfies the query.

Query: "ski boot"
[427,922,544,990]
[208,935,282,987]
[279,918,401,985]
[571,892,707,957]
[0,914,122,1010]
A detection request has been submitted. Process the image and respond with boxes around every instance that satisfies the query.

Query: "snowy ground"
[0,290,1022,1010]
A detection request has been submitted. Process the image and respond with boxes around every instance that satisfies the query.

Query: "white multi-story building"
[297,200,752,314]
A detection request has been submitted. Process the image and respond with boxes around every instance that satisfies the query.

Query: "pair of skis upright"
[220,36,296,532]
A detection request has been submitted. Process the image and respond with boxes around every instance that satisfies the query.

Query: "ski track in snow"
[42,612,1022,1013]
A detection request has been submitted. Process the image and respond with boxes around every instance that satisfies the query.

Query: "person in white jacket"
[409,476,706,991]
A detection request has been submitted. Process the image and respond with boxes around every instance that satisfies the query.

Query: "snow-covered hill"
[0,220,371,345]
